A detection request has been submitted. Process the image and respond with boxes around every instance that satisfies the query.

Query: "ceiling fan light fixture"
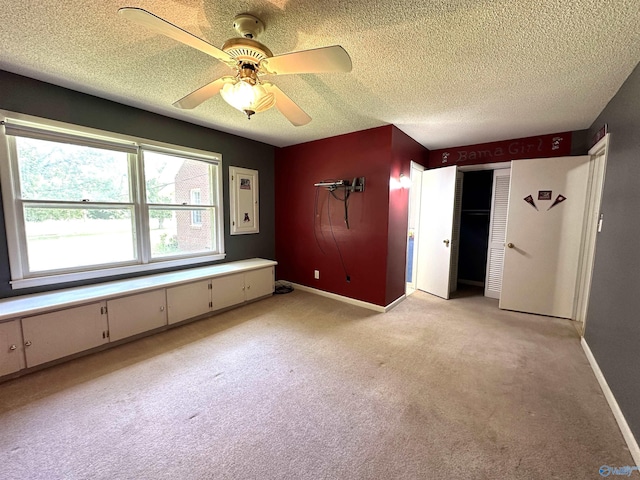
[220,78,275,119]
[119,8,349,125]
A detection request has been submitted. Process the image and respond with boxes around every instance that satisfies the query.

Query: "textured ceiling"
[1,0,639,149]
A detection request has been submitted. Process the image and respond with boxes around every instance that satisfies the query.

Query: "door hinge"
[209,301,213,308]
[208,283,212,290]
[100,306,108,315]
[102,330,110,339]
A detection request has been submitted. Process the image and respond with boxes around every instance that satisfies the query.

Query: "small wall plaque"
[538,190,552,200]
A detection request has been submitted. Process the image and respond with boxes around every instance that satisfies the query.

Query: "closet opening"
[455,170,493,296]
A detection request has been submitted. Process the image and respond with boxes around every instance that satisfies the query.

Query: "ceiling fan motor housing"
[222,37,273,66]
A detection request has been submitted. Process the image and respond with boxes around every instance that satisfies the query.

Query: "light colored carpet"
[0,289,633,479]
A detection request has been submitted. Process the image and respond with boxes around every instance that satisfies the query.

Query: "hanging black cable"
[344,186,350,229]
[327,191,349,280]
[329,184,351,229]
[313,186,326,254]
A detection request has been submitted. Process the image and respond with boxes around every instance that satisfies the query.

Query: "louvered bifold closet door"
[484,169,511,299]
[449,172,464,294]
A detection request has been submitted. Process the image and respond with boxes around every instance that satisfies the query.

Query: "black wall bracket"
[314,177,365,192]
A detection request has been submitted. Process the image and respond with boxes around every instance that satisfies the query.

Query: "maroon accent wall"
[275,126,428,307]
[386,128,427,305]
[428,131,573,168]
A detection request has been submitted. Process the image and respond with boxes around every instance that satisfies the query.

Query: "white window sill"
[10,253,226,290]
[0,258,276,322]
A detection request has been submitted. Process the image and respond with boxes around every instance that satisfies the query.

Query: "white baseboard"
[581,337,640,467]
[384,294,406,312]
[285,282,404,313]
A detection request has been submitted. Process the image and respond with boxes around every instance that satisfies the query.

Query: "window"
[143,152,214,256]
[190,190,203,226]
[0,112,225,289]
[16,136,135,273]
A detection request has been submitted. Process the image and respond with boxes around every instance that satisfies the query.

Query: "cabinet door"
[107,289,167,342]
[211,273,246,311]
[245,267,274,301]
[0,320,26,376]
[22,302,108,368]
[167,280,211,325]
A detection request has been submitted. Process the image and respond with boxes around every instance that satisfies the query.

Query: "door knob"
[443,239,450,247]
[507,243,514,248]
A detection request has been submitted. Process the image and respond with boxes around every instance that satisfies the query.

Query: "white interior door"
[416,165,458,299]
[485,168,511,299]
[575,135,609,330]
[500,156,590,318]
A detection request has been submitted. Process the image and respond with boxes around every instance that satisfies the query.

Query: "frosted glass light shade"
[220,79,275,115]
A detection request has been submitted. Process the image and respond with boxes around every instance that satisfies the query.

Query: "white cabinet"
[211,273,246,311]
[245,267,275,301]
[211,267,274,310]
[167,280,211,325]
[21,302,108,368]
[107,289,167,342]
[0,320,25,376]
[170,266,274,321]
[0,259,276,380]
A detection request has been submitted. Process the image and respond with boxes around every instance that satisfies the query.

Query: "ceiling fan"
[118,7,352,126]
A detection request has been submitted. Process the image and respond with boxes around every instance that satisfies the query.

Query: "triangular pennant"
[548,194,567,210]
[524,194,538,210]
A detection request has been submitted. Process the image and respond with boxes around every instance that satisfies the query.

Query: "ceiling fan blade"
[259,46,352,75]
[173,76,235,109]
[263,83,311,126]
[118,7,236,67]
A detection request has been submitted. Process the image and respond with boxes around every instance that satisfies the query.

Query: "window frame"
[0,110,225,290]
[189,189,203,226]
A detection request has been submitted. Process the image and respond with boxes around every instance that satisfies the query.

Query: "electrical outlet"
[314,270,320,280]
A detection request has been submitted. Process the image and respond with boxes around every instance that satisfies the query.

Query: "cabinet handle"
[25,341,32,347]
[160,306,165,311]
[247,285,251,290]
[9,344,17,351]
